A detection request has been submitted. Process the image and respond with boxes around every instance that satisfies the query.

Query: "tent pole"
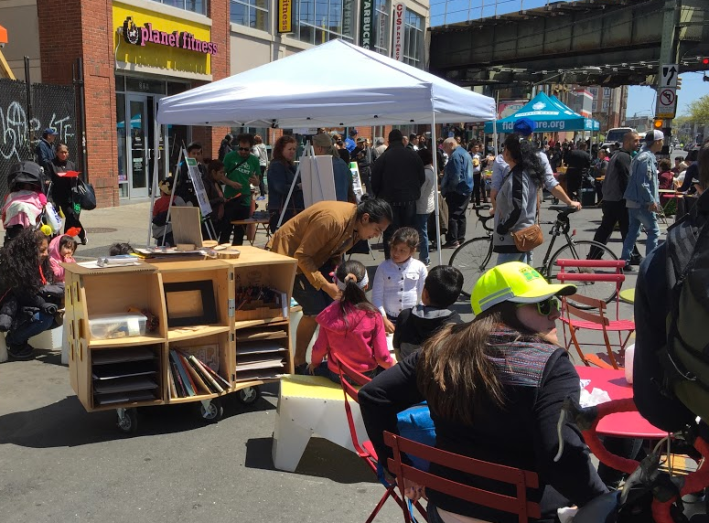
[431,111,442,266]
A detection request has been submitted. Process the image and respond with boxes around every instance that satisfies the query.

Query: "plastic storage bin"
[89,313,148,340]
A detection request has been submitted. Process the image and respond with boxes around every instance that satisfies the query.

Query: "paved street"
[0,197,655,522]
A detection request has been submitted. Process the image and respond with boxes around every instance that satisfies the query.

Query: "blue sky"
[626,72,708,119]
[430,0,708,119]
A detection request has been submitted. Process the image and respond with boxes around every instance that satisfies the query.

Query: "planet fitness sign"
[122,16,218,55]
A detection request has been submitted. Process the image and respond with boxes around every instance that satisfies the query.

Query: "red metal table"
[575,366,667,439]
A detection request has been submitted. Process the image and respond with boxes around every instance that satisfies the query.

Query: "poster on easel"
[299,154,336,208]
[183,153,212,217]
[348,162,364,202]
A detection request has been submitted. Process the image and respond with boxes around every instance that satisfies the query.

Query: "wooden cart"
[64,247,297,433]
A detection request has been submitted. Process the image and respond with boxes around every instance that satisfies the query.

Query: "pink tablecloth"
[575,366,666,439]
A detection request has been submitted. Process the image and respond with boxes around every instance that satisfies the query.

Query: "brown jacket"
[267,201,361,290]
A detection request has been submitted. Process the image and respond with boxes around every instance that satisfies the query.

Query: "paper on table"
[579,380,611,407]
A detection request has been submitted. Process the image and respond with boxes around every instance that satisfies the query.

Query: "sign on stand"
[655,87,678,119]
[184,155,212,217]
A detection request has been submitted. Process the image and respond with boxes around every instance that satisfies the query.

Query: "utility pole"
[656,0,679,154]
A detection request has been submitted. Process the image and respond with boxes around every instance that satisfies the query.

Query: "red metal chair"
[555,259,635,369]
[332,355,426,523]
[383,431,541,523]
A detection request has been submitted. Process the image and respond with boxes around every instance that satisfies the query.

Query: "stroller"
[2,161,62,246]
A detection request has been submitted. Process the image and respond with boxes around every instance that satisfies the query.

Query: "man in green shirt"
[220,133,260,245]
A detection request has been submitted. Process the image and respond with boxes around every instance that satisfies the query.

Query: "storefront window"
[403,9,423,68]
[373,0,389,56]
[230,0,269,31]
[149,0,207,16]
[294,0,355,45]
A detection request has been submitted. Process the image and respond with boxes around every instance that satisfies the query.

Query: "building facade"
[587,85,629,132]
[1,0,429,206]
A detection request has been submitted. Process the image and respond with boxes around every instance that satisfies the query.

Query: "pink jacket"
[313,302,394,374]
[48,235,75,282]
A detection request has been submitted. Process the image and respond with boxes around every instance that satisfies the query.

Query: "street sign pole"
[656,0,679,154]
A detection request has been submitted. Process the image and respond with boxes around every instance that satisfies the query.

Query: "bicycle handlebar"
[475,205,494,232]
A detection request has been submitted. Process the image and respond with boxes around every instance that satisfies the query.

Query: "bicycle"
[448,204,619,304]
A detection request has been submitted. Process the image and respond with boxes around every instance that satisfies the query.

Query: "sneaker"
[256,196,266,201]
[442,241,460,249]
[629,254,644,266]
[8,342,35,361]
[621,262,634,273]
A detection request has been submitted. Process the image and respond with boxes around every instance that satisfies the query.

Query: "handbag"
[72,178,96,210]
[510,190,543,252]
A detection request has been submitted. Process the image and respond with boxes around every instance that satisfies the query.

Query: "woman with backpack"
[48,143,87,245]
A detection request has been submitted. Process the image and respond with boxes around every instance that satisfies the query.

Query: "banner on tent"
[184,155,212,217]
[278,0,293,33]
[393,3,405,62]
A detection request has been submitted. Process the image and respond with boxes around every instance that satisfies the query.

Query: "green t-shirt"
[223,151,260,205]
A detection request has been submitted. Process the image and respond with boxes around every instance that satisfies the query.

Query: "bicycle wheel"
[448,237,493,298]
[546,240,619,305]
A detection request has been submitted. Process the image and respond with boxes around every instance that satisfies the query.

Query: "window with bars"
[150,0,207,16]
[294,0,356,45]
[230,0,269,31]
[402,9,423,68]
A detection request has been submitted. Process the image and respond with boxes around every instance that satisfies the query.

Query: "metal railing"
[431,0,552,27]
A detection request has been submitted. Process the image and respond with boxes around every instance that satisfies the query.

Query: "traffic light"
[703,57,709,66]
[654,118,663,130]
[677,76,682,90]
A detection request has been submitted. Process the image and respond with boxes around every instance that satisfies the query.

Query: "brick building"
[1,0,430,206]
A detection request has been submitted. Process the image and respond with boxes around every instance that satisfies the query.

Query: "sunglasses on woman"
[517,296,561,316]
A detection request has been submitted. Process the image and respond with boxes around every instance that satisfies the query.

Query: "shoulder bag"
[510,190,543,252]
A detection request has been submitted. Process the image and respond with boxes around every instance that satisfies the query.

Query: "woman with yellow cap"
[359,262,608,523]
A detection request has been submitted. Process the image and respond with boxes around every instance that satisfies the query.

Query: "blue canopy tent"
[484,92,600,133]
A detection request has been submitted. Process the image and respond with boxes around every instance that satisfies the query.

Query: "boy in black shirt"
[393,266,464,360]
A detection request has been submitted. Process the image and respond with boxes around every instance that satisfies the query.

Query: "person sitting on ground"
[0,228,63,361]
[359,262,608,523]
[372,227,428,334]
[2,161,48,245]
[48,232,78,283]
[392,265,464,361]
[309,259,394,382]
[152,177,190,247]
[267,198,392,375]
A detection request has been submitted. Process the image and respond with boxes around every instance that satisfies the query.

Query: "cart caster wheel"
[117,408,138,434]
[199,398,224,423]
[236,387,261,405]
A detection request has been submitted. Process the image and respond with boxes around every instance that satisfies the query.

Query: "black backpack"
[657,195,709,422]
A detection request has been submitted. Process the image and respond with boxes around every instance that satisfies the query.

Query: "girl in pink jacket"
[309,260,394,382]
[48,232,78,283]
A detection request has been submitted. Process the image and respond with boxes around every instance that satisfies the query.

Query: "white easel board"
[184,154,212,217]
[300,154,336,208]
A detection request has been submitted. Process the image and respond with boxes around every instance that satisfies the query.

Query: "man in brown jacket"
[268,198,392,374]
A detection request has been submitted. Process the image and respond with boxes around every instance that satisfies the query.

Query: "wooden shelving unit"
[64,248,297,433]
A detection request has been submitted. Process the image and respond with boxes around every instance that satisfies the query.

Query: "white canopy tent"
[156,38,496,262]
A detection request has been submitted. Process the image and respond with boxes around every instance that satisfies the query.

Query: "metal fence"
[0,78,79,201]
[431,0,552,27]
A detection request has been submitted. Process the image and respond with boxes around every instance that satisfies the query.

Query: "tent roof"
[157,39,496,128]
[484,92,600,133]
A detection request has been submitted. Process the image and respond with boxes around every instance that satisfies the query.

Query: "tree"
[685,95,709,123]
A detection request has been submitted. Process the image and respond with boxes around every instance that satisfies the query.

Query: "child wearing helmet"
[360,262,608,523]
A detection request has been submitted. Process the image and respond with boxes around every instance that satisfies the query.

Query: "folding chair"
[555,259,635,369]
[333,356,426,523]
[384,431,541,523]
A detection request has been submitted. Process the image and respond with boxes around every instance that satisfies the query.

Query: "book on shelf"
[170,358,186,397]
[169,351,195,397]
[178,351,211,395]
[190,354,231,390]
[186,354,224,393]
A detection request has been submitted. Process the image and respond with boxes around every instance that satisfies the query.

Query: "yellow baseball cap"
[470,262,577,315]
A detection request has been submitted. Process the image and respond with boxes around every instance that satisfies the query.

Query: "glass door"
[126,95,149,199]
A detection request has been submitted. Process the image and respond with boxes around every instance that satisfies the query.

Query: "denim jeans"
[6,311,55,347]
[415,213,430,264]
[496,251,532,266]
[621,207,660,262]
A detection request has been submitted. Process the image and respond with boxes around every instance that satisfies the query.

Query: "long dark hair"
[416,301,535,425]
[504,134,545,186]
[0,228,52,296]
[336,260,377,328]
